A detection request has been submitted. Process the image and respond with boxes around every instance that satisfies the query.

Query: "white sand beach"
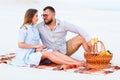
[0,0,120,80]
[0,63,120,80]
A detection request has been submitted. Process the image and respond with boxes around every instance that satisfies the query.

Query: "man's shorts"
[66,39,75,56]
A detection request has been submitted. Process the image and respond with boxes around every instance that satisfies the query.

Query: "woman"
[11,8,83,67]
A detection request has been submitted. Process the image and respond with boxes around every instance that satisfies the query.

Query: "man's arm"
[62,21,91,42]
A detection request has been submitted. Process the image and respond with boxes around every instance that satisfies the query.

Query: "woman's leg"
[52,51,81,63]
[41,51,78,65]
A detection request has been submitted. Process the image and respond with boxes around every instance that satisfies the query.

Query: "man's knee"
[76,35,85,43]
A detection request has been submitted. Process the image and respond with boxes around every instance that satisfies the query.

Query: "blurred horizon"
[1,0,120,11]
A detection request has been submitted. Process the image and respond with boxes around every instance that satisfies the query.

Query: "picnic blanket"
[0,53,120,75]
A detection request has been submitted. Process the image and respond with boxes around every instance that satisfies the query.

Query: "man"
[36,6,91,56]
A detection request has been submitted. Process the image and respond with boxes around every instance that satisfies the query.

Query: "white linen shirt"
[36,19,91,54]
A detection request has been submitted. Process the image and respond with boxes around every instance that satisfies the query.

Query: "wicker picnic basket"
[84,41,113,70]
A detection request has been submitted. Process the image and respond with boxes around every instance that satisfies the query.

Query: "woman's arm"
[18,42,45,49]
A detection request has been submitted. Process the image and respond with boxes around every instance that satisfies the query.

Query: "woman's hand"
[34,44,45,48]
[35,45,46,52]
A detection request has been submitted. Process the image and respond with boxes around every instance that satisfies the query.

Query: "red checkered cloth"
[34,63,120,75]
[0,53,120,75]
[0,53,15,64]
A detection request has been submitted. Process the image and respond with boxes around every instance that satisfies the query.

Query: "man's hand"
[87,40,92,52]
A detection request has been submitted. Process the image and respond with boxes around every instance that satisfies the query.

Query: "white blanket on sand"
[0,63,120,80]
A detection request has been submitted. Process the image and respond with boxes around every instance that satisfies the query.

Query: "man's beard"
[44,19,53,25]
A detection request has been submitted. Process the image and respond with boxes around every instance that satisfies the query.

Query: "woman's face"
[32,12,38,24]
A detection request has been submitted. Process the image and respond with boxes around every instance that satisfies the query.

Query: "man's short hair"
[43,6,55,13]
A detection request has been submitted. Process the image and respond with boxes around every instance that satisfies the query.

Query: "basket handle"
[98,41,106,52]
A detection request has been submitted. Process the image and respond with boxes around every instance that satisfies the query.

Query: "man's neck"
[48,19,56,30]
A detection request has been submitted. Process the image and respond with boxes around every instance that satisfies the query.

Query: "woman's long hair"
[23,9,38,25]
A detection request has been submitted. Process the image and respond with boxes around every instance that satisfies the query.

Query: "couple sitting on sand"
[11,6,92,68]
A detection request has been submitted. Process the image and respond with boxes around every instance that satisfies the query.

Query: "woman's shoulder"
[20,24,28,30]
[19,25,28,34]
[20,26,27,30]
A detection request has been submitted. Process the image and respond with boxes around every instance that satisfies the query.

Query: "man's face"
[42,9,55,25]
